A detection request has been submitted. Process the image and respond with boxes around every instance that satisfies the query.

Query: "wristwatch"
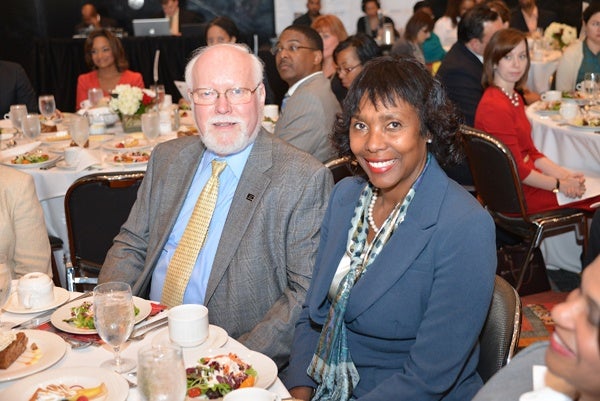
[552,178,560,194]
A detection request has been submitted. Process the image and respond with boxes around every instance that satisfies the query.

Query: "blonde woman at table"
[475,28,600,214]
[0,166,52,278]
[76,29,144,110]
[286,56,496,401]
[556,4,600,92]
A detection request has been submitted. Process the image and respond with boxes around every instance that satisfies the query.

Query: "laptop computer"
[132,18,170,37]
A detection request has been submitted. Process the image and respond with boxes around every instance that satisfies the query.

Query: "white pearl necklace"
[499,86,520,107]
[368,189,379,232]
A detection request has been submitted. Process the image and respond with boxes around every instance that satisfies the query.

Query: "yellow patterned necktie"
[161,160,227,307]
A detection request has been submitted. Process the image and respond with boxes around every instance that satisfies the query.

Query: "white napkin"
[73,148,101,171]
[556,172,600,206]
[0,141,41,159]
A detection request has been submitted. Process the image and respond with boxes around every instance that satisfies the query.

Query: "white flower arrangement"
[543,22,577,50]
[109,84,154,116]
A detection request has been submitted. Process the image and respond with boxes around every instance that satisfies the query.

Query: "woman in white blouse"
[434,0,475,50]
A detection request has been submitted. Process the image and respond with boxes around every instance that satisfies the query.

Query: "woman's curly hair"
[331,55,464,168]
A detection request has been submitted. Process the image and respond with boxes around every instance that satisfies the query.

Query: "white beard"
[200,115,258,155]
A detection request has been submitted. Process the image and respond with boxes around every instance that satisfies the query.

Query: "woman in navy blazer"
[285,57,497,401]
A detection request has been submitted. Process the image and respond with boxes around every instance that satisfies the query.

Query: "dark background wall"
[0,0,276,71]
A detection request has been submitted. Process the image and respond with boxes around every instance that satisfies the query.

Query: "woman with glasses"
[76,29,144,110]
[332,34,381,103]
[285,56,496,401]
[473,254,600,401]
[556,3,600,91]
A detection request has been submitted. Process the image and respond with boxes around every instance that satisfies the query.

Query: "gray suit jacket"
[274,73,340,163]
[99,129,333,367]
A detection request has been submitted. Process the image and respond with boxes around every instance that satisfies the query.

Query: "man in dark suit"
[509,0,557,34]
[436,4,503,186]
[156,0,204,36]
[293,0,321,26]
[99,43,333,368]
[273,25,340,162]
[0,61,37,115]
[74,3,118,35]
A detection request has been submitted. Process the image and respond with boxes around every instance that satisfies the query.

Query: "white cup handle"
[3,113,9,120]
[576,83,583,92]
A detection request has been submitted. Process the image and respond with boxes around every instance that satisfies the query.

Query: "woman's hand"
[288,386,315,401]
[559,174,586,198]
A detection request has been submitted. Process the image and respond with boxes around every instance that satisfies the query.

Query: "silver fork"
[129,321,168,341]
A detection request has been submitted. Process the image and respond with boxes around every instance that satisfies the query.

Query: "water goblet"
[21,114,41,142]
[138,343,186,401]
[141,111,160,146]
[88,88,104,108]
[0,255,13,330]
[70,115,90,148]
[38,95,56,121]
[584,72,599,106]
[93,282,136,373]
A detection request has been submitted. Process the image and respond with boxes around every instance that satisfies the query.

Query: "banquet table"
[526,103,600,272]
[0,288,292,400]
[526,50,562,94]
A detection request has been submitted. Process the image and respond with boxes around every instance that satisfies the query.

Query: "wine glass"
[0,255,12,330]
[21,114,41,142]
[70,115,90,148]
[38,95,56,121]
[138,343,186,401]
[141,111,160,146]
[93,282,136,373]
[584,72,599,106]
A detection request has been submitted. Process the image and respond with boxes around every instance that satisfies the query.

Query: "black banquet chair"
[324,156,364,184]
[64,171,145,291]
[461,126,588,291]
[477,275,522,383]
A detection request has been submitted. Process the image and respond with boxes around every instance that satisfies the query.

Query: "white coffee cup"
[223,388,281,401]
[64,147,81,167]
[541,90,561,102]
[17,272,54,309]
[560,101,579,120]
[168,304,209,347]
[79,99,92,110]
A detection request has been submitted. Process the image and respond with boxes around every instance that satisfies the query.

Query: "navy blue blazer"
[286,157,497,400]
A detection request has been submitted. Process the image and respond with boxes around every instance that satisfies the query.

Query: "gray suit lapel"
[204,130,273,303]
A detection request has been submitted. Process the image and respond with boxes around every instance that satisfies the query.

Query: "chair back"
[477,275,522,383]
[324,156,363,184]
[65,172,145,272]
[460,126,529,218]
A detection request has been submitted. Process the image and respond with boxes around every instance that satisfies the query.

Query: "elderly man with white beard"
[98,43,333,369]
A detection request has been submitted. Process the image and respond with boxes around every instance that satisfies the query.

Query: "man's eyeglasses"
[188,83,261,105]
[336,64,362,75]
[271,44,318,56]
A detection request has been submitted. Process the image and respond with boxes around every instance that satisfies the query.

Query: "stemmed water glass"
[0,255,12,330]
[93,282,136,373]
[141,111,160,146]
[584,72,599,106]
[70,115,90,148]
[38,95,56,122]
[21,114,41,142]
[138,343,186,401]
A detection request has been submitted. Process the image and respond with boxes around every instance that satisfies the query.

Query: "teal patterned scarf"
[307,182,416,401]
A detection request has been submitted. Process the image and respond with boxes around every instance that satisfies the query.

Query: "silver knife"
[11,291,93,329]
[131,315,168,337]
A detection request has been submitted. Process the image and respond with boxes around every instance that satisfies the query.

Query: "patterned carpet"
[518,290,569,348]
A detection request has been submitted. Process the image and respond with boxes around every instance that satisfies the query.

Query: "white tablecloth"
[0,290,291,399]
[526,50,562,94]
[527,104,600,272]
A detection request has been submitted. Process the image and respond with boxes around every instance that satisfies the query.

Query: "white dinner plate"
[184,347,278,391]
[0,330,67,382]
[4,287,70,314]
[0,127,16,138]
[152,324,228,349]
[1,366,128,401]
[55,161,78,170]
[103,137,150,152]
[50,296,152,334]
[565,123,600,131]
[1,154,59,169]
[108,159,149,168]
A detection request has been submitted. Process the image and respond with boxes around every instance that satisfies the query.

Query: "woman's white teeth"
[369,160,395,168]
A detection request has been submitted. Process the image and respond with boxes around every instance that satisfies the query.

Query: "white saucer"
[55,161,78,170]
[152,324,228,349]
[4,287,70,314]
